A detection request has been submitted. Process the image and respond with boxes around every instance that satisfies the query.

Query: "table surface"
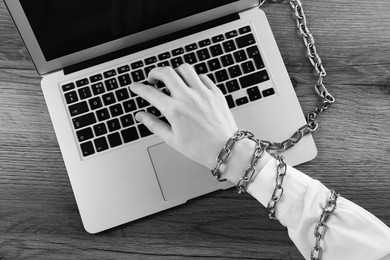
[1,1,389,259]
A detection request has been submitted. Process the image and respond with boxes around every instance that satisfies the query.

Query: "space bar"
[239,70,270,88]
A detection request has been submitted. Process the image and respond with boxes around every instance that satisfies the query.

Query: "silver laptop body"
[5,0,317,233]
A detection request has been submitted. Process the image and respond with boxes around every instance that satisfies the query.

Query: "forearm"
[220,140,390,260]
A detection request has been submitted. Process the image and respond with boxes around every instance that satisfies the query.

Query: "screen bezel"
[5,0,259,75]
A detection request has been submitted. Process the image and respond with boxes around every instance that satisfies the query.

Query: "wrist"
[219,138,272,184]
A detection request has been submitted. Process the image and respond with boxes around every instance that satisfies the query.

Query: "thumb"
[135,111,172,141]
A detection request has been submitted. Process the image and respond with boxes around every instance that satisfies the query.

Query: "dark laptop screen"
[19,0,238,61]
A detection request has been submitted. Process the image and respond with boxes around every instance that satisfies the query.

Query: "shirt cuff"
[246,157,318,226]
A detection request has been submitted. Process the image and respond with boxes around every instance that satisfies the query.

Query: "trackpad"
[148,143,222,201]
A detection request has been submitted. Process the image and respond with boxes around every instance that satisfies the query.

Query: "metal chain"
[311,190,339,260]
[266,154,287,220]
[236,138,266,193]
[211,130,258,182]
[259,0,335,152]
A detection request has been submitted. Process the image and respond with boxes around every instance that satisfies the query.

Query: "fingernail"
[134,112,142,122]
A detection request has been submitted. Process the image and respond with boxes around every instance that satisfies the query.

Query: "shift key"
[239,70,270,88]
[72,112,97,130]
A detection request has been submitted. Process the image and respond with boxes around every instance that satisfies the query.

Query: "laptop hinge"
[63,13,240,75]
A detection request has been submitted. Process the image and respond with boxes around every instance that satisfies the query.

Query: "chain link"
[311,190,339,260]
[211,130,258,181]
[259,0,335,152]
[266,154,287,220]
[236,138,266,193]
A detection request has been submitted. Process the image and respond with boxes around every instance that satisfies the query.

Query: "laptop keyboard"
[61,25,275,158]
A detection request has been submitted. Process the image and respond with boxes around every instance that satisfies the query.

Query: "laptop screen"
[20,0,238,62]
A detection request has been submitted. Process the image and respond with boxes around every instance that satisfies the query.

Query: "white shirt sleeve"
[246,157,390,260]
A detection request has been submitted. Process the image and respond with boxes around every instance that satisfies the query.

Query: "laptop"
[5,0,317,233]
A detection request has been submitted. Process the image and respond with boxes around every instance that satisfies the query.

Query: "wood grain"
[0,1,389,259]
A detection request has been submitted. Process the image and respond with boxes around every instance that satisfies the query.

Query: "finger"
[175,63,205,91]
[148,66,189,96]
[199,74,221,93]
[135,111,172,141]
[130,82,170,113]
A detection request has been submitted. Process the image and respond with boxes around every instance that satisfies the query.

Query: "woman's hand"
[130,64,238,169]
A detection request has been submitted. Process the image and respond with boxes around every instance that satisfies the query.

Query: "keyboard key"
[226,79,240,93]
[103,69,116,78]
[234,50,248,62]
[225,95,235,108]
[121,127,139,143]
[109,104,124,117]
[62,82,75,92]
[172,47,184,56]
[159,116,170,126]
[170,57,183,68]
[223,40,236,52]
[147,106,161,117]
[102,92,116,106]
[64,91,78,104]
[69,101,89,117]
[93,123,107,136]
[199,39,211,47]
[105,78,119,91]
[183,52,197,64]
[107,132,122,148]
[207,73,216,84]
[210,44,223,57]
[120,114,134,127]
[115,88,130,101]
[90,74,103,83]
[118,73,132,86]
[72,112,96,130]
[217,83,227,95]
[144,65,156,77]
[107,118,121,132]
[158,52,171,61]
[236,96,249,106]
[162,88,171,96]
[131,69,145,82]
[117,65,130,74]
[241,60,256,74]
[212,34,224,43]
[197,48,210,61]
[247,86,262,101]
[238,25,251,34]
[236,33,256,48]
[123,99,137,112]
[215,69,229,82]
[138,124,153,137]
[80,141,95,157]
[145,56,157,65]
[262,88,275,97]
[194,63,208,74]
[76,78,89,87]
[228,65,242,78]
[207,58,221,71]
[157,61,170,67]
[185,43,198,52]
[94,137,109,152]
[221,54,234,67]
[225,30,238,39]
[76,127,94,142]
[136,97,150,108]
[131,61,144,69]
[96,108,110,121]
[239,70,269,88]
[78,86,92,100]
[247,45,265,69]
[91,82,105,95]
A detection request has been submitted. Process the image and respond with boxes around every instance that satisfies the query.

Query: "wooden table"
[1,1,389,259]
